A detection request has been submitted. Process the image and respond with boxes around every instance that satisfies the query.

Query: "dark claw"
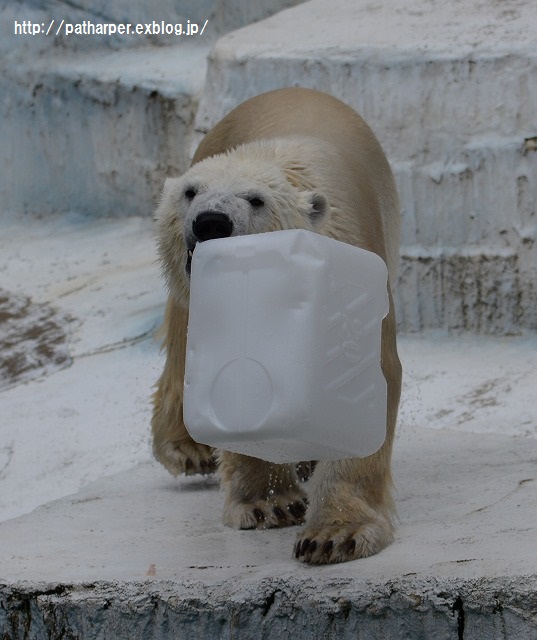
[253,508,265,523]
[346,539,356,555]
[185,458,194,471]
[295,542,302,559]
[300,539,311,556]
[322,540,334,555]
[288,501,307,519]
[273,506,286,521]
[307,540,317,555]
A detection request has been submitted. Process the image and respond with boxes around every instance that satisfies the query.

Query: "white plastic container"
[183,229,389,463]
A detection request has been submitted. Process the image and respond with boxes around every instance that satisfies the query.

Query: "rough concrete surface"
[0,43,209,219]
[1,428,537,639]
[0,0,306,219]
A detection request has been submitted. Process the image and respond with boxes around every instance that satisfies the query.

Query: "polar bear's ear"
[306,192,329,227]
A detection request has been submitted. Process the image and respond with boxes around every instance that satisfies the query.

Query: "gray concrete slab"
[2,424,537,582]
[1,421,537,638]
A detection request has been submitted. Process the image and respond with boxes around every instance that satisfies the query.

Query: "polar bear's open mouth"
[185,244,196,277]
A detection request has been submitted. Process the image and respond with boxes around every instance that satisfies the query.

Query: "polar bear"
[152,87,402,565]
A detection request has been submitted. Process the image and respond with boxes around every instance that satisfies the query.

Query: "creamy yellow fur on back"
[152,87,402,565]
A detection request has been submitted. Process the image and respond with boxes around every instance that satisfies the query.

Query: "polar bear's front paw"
[154,440,217,477]
[224,492,308,530]
[293,517,393,565]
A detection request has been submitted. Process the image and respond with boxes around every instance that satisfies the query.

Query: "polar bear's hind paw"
[224,494,308,530]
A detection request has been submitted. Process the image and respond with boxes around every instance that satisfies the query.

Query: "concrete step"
[1,0,305,219]
[1,43,209,219]
[192,0,537,334]
[2,0,306,53]
[2,402,536,638]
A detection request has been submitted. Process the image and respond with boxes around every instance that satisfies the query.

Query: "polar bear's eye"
[248,196,264,208]
[184,188,197,201]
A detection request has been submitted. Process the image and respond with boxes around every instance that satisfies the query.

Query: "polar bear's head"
[155,139,329,306]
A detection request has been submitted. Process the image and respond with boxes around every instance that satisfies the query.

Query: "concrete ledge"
[1,44,209,219]
[2,575,537,639]
[2,422,537,638]
[0,0,307,219]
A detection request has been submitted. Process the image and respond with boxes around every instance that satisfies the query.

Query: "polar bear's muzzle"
[186,212,234,276]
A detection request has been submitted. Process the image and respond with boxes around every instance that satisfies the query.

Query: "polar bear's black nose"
[192,212,234,242]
